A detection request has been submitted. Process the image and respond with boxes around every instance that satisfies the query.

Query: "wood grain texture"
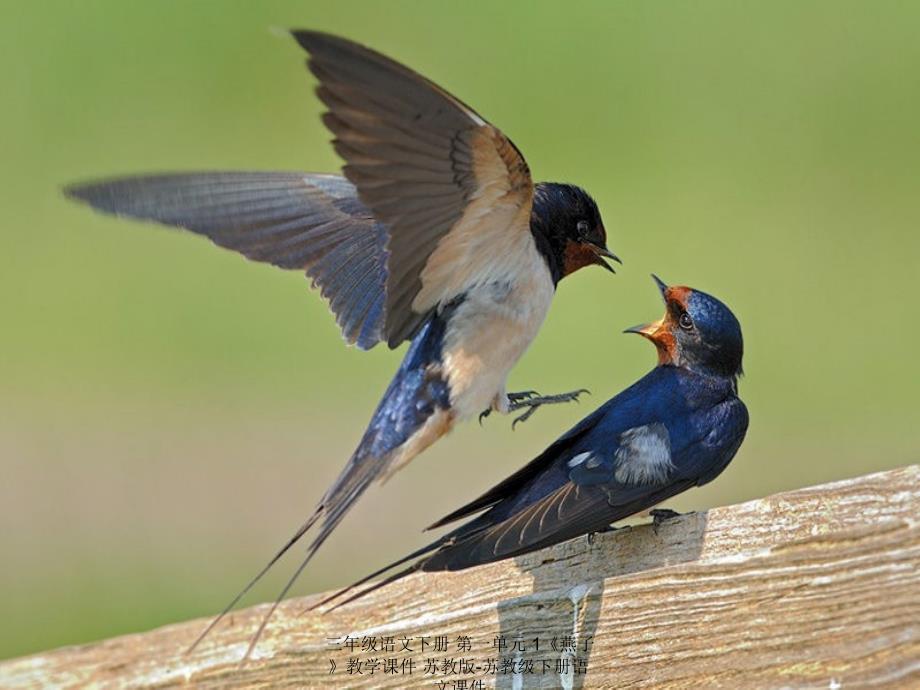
[3,466,919,689]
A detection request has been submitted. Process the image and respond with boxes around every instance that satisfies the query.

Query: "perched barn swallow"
[317,277,748,611]
[65,30,619,654]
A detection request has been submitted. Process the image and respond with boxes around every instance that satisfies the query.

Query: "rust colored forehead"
[665,285,692,309]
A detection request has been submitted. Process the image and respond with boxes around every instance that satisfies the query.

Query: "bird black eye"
[679,312,694,330]
[576,220,590,238]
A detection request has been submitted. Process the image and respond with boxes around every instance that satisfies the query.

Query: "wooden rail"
[3,465,919,689]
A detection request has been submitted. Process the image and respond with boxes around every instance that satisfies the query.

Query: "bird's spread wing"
[293,31,535,346]
[66,172,388,349]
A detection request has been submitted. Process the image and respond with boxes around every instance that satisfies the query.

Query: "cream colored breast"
[440,239,555,421]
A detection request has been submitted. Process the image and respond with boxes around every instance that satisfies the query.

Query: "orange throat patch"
[652,329,678,365]
[562,241,600,276]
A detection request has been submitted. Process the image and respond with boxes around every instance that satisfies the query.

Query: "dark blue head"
[529,182,620,284]
[626,276,744,378]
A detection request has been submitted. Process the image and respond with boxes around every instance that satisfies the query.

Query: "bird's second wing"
[66,172,388,349]
[426,404,609,531]
[293,31,535,346]
[421,470,701,574]
[421,482,615,571]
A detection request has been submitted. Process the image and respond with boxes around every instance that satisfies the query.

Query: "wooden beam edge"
[2,465,918,689]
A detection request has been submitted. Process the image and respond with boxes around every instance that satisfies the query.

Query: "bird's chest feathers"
[439,248,554,420]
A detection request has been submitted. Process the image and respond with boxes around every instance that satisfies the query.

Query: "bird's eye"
[576,220,590,238]
[679,312,694,330]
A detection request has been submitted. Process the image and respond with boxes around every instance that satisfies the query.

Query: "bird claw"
[506,390,540,404]
[511,406,538,430]
[480,391,541,425]
[507,388,591,429]
[650,508,682,535]
[586,524,618,546]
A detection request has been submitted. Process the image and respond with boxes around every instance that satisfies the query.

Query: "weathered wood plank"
[3,466,919,689]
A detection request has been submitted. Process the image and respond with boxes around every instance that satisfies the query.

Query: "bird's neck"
[528,221,565,285]
[665,363,740,396]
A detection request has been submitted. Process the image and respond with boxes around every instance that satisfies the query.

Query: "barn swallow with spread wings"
[316,277,748,612]
[65,30,619,655]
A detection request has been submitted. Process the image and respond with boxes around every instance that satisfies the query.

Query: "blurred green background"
[2,0,918,661]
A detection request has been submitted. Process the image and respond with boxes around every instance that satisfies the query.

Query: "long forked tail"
[186,451,393,661]
[188,310,454,660]
[186,508,324,655]
[309,538,444,613]
[307,493,496,614]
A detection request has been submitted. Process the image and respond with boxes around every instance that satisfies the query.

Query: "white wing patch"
[567,452,593,469]
[614,423,673,485]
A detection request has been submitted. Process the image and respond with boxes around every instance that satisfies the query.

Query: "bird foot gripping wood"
[586,524,620,546]
[478,389,591,428]
[649,508,683,535]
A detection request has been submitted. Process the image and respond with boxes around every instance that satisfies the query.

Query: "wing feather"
[292,30,534,346]
[65,172,388,349]
[422,484,612,571]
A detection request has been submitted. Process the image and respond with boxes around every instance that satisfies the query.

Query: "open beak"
[624,275,670,341]
[624,316,675,365]
[624,318,665,340]
[592,245,622,274]
[624,275,680,364]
